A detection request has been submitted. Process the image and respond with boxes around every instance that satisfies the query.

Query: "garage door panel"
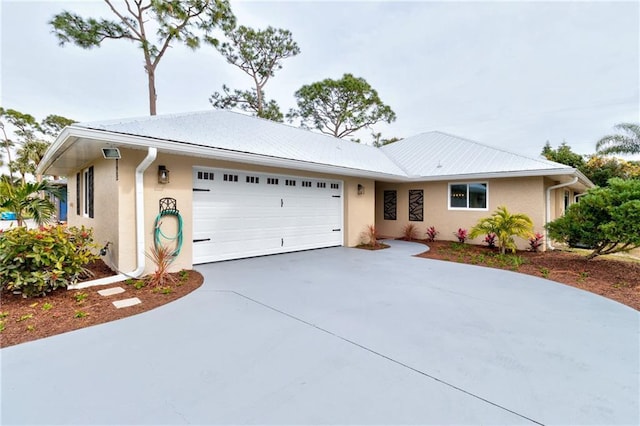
[193,167,343,264]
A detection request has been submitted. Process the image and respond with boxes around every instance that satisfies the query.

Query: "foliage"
[371,132,402,147]
[0,108,75,181]
[539,267,550,279]
[145,244,177,287]
[287,73,396,139]
[74,292,88,304]
[546,178,640,259]
[210,86,284,121]
[361,224,380,248]
[74,310,88,318]
[469,206,534,254]
[425,226,438,242]
[402,223,418,241]
[17,314,33,322]
[211,25,300,121]
[483,233,497,249]
[50,0,236,115]
[528,232,544,252]
[582,155,640,187]
[0,225,99,297]
[596,123,640,156]
[541,141,586,170]
[0,176,64,227]
[454,228,468,243]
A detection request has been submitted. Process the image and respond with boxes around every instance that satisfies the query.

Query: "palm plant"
[469,206,534,254]
[596,123,640,156]
[0,176,63,227]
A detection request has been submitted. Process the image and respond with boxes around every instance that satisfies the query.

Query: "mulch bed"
[413,240,640,311]
[0,260,203,348]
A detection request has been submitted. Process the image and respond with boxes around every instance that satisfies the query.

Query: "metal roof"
[380,131,574,178]
[77,110,407,177]
[38,110,589,187]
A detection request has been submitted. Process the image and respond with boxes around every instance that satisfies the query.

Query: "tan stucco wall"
[66,157,120,267]
[376,177,547,250]
[79,149,375,274]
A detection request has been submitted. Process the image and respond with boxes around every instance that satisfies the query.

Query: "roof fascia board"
[37,126,76,175]
[403,168,581,182]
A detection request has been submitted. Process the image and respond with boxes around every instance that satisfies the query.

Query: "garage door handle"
[332,195,340,198]
[193,238,211,243]
[332,229,341,232]
[193,188,210,192]
[281,199,283,207]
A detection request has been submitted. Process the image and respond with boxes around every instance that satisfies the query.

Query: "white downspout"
[70,147,157,289]
[545,176,578,251]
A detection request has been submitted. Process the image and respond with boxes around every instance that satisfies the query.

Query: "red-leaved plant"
[455,228,468,243]
[483,233,497,248]
[425,226,438,242]
[529,232,544,252]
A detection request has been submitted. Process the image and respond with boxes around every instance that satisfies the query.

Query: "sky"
[1,0,639,161]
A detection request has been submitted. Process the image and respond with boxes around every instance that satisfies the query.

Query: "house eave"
[403,168,593,190]
[37,126,409,182]
[38,126,596,190]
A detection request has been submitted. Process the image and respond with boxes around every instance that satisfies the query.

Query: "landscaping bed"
[0,260,203,348]
[416,240,640,311]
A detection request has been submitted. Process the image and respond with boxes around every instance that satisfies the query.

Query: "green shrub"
[546,178,640,259]
[0,225,99,297]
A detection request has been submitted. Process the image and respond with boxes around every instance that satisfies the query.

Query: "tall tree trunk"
[147,66,157,116]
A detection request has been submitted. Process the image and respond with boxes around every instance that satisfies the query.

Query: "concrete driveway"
[1,240,638,425]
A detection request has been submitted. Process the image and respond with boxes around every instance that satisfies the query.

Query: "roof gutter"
[69,147,157,289]
[545,176,578,251]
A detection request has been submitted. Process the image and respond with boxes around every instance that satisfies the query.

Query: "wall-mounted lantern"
[158,165,170,184]
[357,184,365,196]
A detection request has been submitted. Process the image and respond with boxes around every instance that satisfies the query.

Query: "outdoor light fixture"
[357,184,365,196]
[158,165,170,184]
[101,147,121,159]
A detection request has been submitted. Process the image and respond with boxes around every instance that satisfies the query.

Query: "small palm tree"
[469,206,534,254]
[0,176,63,227]
[596,123,640,156]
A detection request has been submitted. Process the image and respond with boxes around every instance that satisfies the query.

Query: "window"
[83,166,94,218]
[302,181,312,187]
[285,179,296,186]
[408,190,423,221]
[331,183,339,189]
[76,173,81,215]
[383,190,397,220]
[449,183,487,210]
[317,182,326,188]
[223,174,238,182]
[245,176,259,184]
[267,178,279,185]
[197,171,213,180]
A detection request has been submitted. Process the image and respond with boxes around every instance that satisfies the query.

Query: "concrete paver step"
[97,287,125,297]
[112,297,142,309]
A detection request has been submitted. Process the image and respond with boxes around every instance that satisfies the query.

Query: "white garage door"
[192,167,343,264]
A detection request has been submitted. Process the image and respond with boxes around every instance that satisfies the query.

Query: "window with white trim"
[449,182,487,210]
[83,166,94,218]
